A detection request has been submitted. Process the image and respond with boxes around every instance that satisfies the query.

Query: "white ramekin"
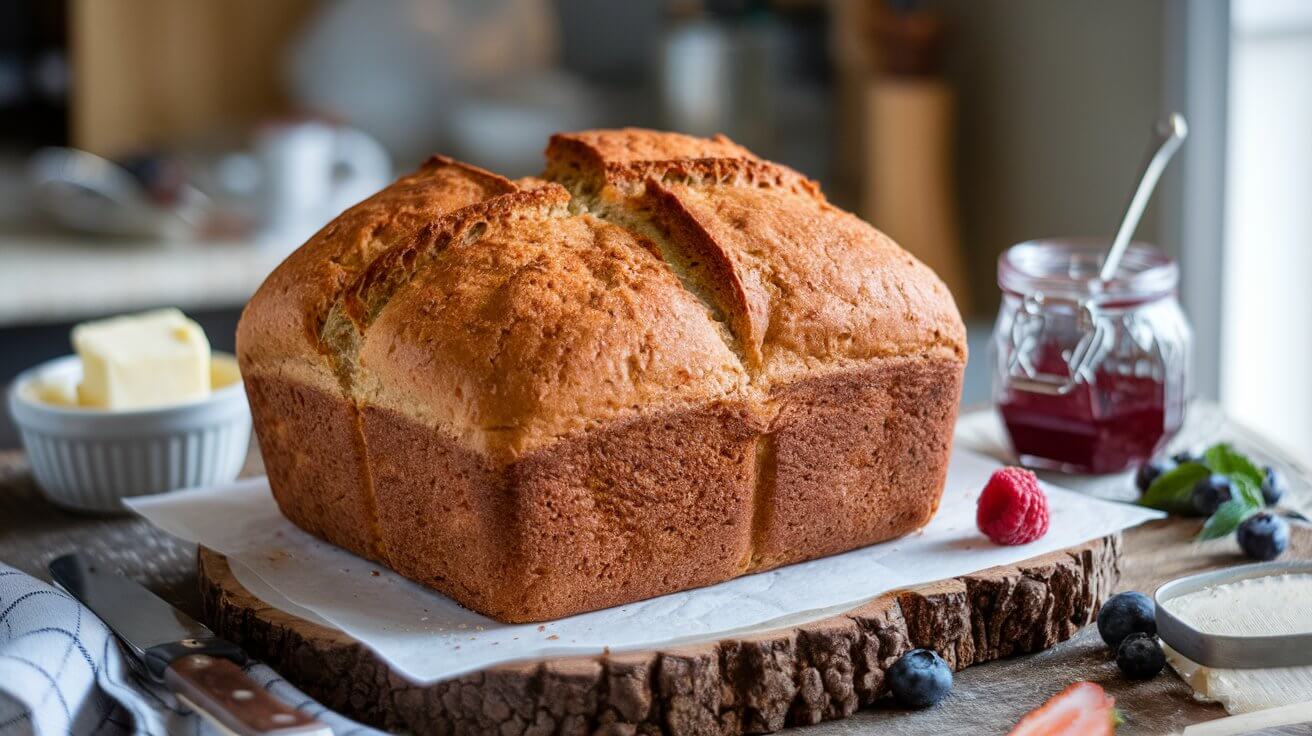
[7,353,251,512]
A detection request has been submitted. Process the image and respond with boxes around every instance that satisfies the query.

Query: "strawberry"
[1007,682,1119,736]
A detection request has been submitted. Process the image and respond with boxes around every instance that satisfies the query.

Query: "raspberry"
[977,467,1049,545]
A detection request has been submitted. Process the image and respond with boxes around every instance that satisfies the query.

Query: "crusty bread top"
[236,157,517,391]
[357,193,749,456]
[645,179,958,379]
[545,128,756,177]
[239,129,966,461]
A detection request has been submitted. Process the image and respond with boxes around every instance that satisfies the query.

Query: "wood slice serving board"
[199,534,1120,735]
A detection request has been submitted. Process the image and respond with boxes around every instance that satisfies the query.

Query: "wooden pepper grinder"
[861,1,971,311]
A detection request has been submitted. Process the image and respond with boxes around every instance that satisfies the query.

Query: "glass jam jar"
[992,239,1191,474]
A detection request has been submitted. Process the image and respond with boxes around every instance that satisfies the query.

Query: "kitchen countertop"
[0,154,287,329]
[1,402,1308,735]
[0,232,286,328]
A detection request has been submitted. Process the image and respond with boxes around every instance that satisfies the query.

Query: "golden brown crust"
[546,128,821,208]
[236,156,518,383]
[545,128,756,177]
[357,207,748,461]
[239,128,969,623]
[647,180,965,380]
[342,184,573,329]
[543,128,964,381]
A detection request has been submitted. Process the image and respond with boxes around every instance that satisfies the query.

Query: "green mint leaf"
[1198,499,1258,541]
[1230,474,1265,509]
[1203,443,1265,487]
[1140,462,1210,513]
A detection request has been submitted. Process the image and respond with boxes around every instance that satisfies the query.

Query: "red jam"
[992,239,1190,475]
[999,368,1180,474]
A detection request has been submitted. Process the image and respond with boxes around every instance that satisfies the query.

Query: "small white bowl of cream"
[7,309,250,512]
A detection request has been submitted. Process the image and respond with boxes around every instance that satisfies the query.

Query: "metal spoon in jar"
[1099,113,1189,281]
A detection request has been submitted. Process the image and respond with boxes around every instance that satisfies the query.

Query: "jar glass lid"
[998,238,1178,304]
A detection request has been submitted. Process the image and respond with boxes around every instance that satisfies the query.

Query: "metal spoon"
[1099,113,1189,281]
[27,147,204,239]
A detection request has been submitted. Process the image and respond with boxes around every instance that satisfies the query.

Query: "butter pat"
[72,309,211,409]
[29,373,78,407]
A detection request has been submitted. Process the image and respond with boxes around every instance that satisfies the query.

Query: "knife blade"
[49,554,331,736]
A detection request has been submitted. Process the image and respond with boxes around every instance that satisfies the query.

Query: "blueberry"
[887,648,952,709]
[1097,591,1156,649]
[1135,459,1174,493]
[1191,474,1233,516]
[1172,449,1204,466]
[1262,467,1287,506]
[1116,632,1166,679]
[1237,511,1289,561]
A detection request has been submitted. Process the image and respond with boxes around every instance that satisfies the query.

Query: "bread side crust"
[244,374,380,561]
[366,398,762,623]
[750,356,963,571]
[247,354,960,623]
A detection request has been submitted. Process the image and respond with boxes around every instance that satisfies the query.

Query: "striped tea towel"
[0,561,380,735]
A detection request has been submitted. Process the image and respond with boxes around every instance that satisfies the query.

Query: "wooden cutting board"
[198,535,1120,735]
[5,402,1302,733]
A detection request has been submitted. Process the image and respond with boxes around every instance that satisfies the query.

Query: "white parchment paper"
[126,449,1162,684]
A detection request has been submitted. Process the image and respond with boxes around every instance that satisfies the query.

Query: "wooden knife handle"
[164,654,329,735]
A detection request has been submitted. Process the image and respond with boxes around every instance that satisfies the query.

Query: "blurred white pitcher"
[255,120,390,249]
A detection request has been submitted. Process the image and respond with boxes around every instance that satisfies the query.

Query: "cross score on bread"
[236,129,967,623]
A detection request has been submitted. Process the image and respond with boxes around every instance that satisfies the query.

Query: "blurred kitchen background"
[0,0,1308,462]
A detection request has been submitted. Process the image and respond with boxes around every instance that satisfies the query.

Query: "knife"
[49,554,331,736]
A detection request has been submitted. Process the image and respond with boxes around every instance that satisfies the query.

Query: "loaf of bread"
[237,129,966,623]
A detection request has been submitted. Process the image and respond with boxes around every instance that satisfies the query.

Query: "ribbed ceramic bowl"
[7,353,250,512]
